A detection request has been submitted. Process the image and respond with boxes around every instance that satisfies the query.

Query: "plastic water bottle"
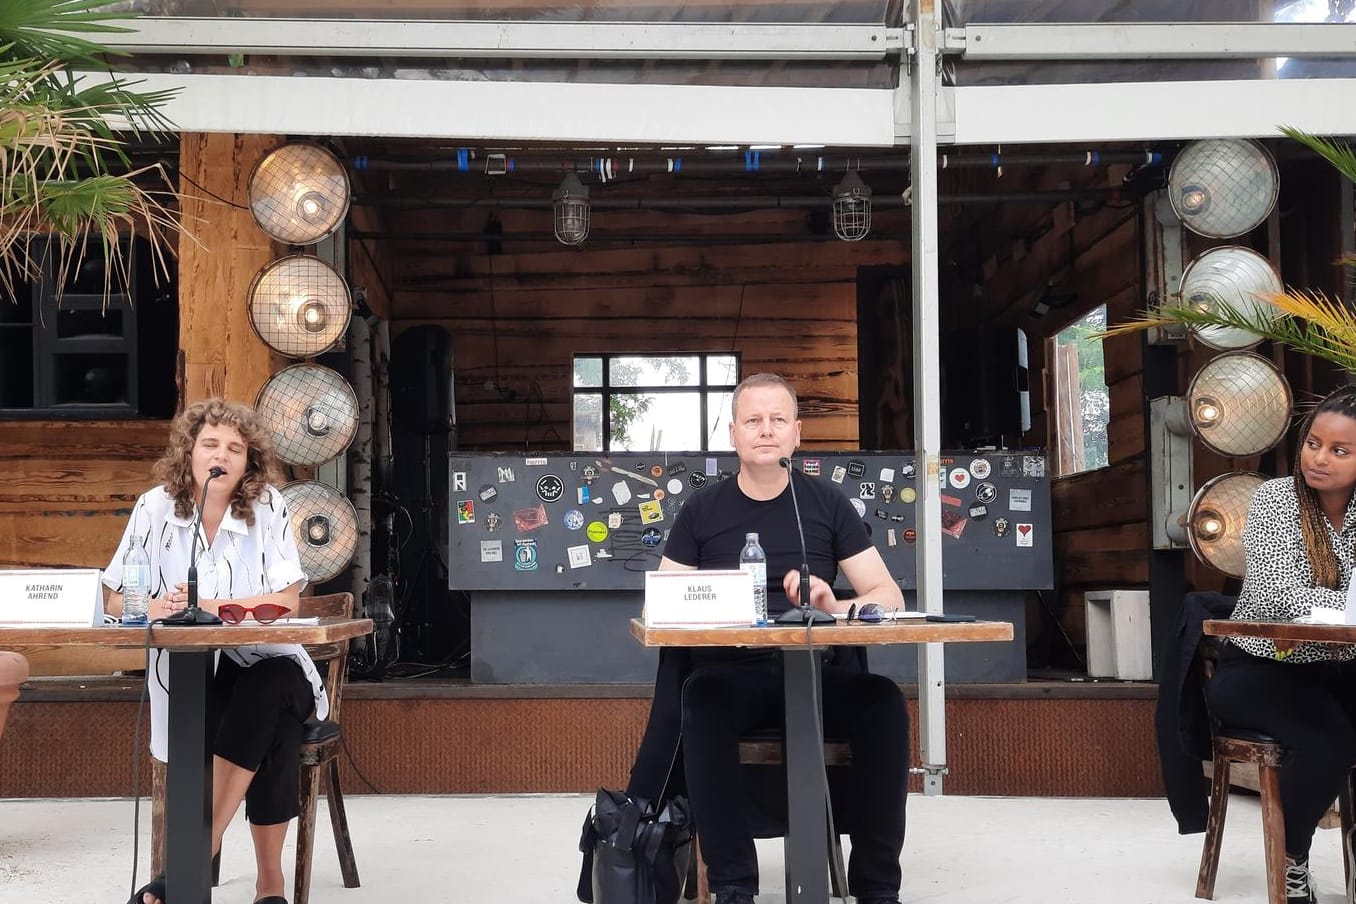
[121,541,151,625]
[740,532,768,625]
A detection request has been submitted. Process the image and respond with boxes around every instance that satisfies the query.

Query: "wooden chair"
[151,592,361,904]
[1195,641,1355,904]
[691,735,852,904]
[0,651,28,741]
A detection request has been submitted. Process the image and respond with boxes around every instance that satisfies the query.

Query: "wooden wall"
[389,239,913,450]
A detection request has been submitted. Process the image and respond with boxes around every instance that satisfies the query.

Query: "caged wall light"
[553,173,591,246]
[248,143,351,246]
[831,170,872,242]
[1168,138,1279,240]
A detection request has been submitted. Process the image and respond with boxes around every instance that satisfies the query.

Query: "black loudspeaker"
[941,325,1030,447]
[391,325,456,437]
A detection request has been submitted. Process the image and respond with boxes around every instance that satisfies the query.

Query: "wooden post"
[176,133,285,406]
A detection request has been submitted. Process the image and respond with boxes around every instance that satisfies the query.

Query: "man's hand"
[782,569,837,612]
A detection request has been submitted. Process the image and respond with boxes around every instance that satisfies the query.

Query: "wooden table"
[631,617,1014,904]
[0,617,372,904]
[1204,618,1356,644]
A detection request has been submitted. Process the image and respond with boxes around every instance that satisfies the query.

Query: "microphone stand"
[162,467,225,626]
[774,458,835,626]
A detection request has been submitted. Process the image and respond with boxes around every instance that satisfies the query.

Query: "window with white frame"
[572,354,739,452]
[1048,306,1109,476]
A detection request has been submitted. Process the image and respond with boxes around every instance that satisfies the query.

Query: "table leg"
[782,647,830,904]
[166,650,215,904]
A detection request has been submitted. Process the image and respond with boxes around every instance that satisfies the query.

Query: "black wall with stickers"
[446,451,1053,593]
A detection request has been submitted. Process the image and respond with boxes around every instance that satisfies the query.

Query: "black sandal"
[254,898,288,904]
[128,874,165,904]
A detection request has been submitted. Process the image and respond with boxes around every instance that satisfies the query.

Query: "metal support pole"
[909,0,947,797]
[165,650,216,904]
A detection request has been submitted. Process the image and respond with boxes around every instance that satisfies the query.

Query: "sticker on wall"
[667,478,684,496]
[484,511,502,533]
[859,482,876,500]
[513,538,538,571]
[949,467,971,490]
[849,498,867,518]
[653,489,666,502]
[586,521,609,543]
[940,494,962,507]
[612,481,633,505]
[452,472,467,492]
[582,465,598,482]
[456,500,475,524]
[688,471,708,490]
[879,467,896,483]
[478,484,499,504]
[999,457,1019,478]
[1022,456,1045,479]
[639,500,664,524]
[668,462,687,476]
[881,484,895,504]
[607,512,624,530]
[1016,523,1034,547]
[568,545,593,569]
[890,513,905,522]
[536,474,565,503]
[901,459,916,479]
[993,517,1011,538]
[641,527,663,548]
[847,459,866,479]
[968,503,989,520]
[975,482,997,505]
[941,510,968,539]
[525,456,548,466]
[969,458,992,480]
[802,459,822,477]
[1009,488,1032,512]
[480,540,502,563]
[874,508,889,520]
[887,528,897,547]
[899,487,917,504]
[497,465,517,484]
[831,466,847,484]
[513,504,549,533]
[563,509,585,531]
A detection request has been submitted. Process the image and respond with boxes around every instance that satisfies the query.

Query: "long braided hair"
[1293,385,1356,588]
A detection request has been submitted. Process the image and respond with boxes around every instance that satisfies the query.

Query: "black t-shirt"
[662,470,872,617]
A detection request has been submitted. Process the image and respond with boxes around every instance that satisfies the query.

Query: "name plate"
[643,570,755,627]
[0,568,104,627]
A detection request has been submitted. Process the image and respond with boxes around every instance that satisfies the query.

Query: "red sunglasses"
[217,603,292,625]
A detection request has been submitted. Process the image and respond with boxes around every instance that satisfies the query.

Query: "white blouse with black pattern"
[1231,476,1356,664]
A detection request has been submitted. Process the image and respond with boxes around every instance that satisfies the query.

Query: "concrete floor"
[0,793,1341,904]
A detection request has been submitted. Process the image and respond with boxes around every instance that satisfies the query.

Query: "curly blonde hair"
[153,398,283,526]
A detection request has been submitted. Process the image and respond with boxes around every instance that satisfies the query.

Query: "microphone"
[775,457,834,626]
[162,466,226,626]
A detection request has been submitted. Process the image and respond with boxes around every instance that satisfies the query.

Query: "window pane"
[609,391,701,451]
[707,355,739,386]
[705,390,734,451]
[574,356,602,388]
[1050,306,1109,476]
[609,355,699,388]
[573,392,603,451]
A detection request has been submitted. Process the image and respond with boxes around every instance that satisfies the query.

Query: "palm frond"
[0,0,137,65]
[1281,125,1356,187]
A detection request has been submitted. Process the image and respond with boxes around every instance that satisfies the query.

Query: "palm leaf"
[0,0,137,65]
[1280,125,1356,187]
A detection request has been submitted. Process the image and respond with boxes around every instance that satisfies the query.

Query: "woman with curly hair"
[103,398,325,904]
[1207,384,1356,904]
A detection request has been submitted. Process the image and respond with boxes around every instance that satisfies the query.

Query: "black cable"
[126,614,170,902]
[173,168,250,211]
[338,735,383,794]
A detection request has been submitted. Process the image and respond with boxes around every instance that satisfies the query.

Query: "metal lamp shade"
[1185,352,1292,457]
[281,480,358,583]
[249,143,351,245]
[1186,471,1265,578]
[1179,246,1283,351]
[247,254,352,359]
[1168,139,1278,239]
[255,363,358,466]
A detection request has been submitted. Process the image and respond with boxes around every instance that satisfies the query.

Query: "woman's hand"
[151,583,190,619]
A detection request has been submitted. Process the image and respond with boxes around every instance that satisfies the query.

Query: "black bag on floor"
[576,788,693,904]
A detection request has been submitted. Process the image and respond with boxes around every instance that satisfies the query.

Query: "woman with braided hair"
[1207,384,1356,904]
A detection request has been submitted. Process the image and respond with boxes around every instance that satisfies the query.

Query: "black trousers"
[1206,643,1356,857]
[680,656,908,899]
[211,655,314,826]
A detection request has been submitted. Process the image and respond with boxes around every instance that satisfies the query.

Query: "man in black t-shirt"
[657,373,908,904]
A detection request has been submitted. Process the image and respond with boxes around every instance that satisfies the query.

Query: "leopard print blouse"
[1230,476,1356,663]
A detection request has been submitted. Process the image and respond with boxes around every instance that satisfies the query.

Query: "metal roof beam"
[943,22,1356,60]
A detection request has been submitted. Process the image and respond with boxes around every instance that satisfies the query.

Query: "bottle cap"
[745,532,759,542]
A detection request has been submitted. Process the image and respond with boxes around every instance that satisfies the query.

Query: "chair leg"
[828,831,848,899]
[694,832,711,904]
[1196,754,1231,900]
[150,760,167,877]
[1258,762,1288,904]
[323,758,361,888]
[1340,768,1355,904]
[683,836,698,901]
[294,763,323,904]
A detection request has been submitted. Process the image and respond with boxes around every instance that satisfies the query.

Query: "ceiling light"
[1185,351,1292,456]
[832,171,872,242]
[1168,139,1278,238]
[1179,245,1283,351]
[248,143,351,245]
[553,174,590,246]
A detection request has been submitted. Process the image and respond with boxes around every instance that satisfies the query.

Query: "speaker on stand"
[389,325,466,668]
